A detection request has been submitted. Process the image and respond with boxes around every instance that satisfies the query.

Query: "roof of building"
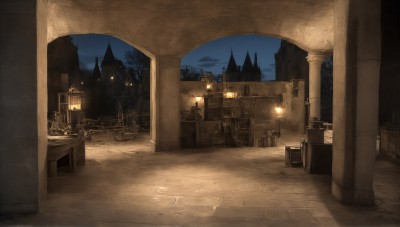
[226,49,240,73]
[241,51,254,73]
[101,43,116,67]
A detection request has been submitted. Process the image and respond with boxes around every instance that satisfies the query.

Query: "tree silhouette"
[124,48,150,81]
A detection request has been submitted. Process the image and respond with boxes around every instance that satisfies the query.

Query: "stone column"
[0,0,48,214]
[306,53,326,120]
[150,55,181,151]
[332,0,380,205]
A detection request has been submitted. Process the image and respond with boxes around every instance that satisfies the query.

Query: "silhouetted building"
[275,40,309,90]
[84,44,148,118]
[47,35,81,116]
[84,58,102,118]
[224,50,261,82]
[274,40,333,122]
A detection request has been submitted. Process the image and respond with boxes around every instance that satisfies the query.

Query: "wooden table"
[47,135,85,177]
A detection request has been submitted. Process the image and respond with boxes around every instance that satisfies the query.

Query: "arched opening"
[179,33,334,175]
[47,34,152,178]
[180,34,313,148]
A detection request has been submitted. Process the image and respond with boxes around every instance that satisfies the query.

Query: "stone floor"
[1,131,399,226]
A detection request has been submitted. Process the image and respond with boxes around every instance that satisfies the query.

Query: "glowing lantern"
[275,106,283,117]
[67,92,82,111]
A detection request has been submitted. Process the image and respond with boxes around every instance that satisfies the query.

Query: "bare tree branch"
[124,48,150,81]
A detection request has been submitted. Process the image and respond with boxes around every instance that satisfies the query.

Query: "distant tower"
[241,51,254,81]
[253,52,262,81]
[92,57,101,82]
[98,43,127,116]
[101,43,116,82]
[101,43,116,66]
[225,49,240,82]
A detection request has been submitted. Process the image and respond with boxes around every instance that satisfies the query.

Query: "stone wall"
[0,0,48,214]
[180,80,305,133]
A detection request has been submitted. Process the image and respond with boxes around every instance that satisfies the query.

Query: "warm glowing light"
[195,96,202,102]
[69,104,81,111]
[206,84,212,90]
[275,106,283,115]
[68,95,82,111]
[130,83,133,86]
[225,91,236,99]
[81,81,84,85]
[110,76,114,80]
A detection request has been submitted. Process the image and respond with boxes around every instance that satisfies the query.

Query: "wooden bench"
[47,136,85,177]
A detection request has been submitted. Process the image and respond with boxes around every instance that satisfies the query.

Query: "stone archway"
[0,0,381,215]
[46,0,335,153]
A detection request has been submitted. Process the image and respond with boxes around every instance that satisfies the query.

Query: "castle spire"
[226,48,239,73]
[92,57,101,81]
[225,48,240,81]
[242,51,255,81]
[101,43,115,67]
[254,52,259,69]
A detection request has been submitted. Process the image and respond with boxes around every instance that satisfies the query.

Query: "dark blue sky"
[71,34,281,81]
[182,35,281,80]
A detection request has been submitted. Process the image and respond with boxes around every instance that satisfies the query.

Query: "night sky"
[71,34,281,81]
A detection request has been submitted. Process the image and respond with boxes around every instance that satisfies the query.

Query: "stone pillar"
[0,0,48,214]
[306,53,326,120]
[332,0,380,205]
[150,55,181,151]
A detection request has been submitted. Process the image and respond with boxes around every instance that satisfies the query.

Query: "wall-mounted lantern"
[275,106,283,117]
[206,83,212,91]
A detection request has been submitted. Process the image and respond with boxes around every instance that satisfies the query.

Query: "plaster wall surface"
[153,56,181,151]
[332,0,381,204]
[37,0,48,210]
[0,0,47,214]
[352,0,380,204]
[46,0,334,56]
[332,0,353,202]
